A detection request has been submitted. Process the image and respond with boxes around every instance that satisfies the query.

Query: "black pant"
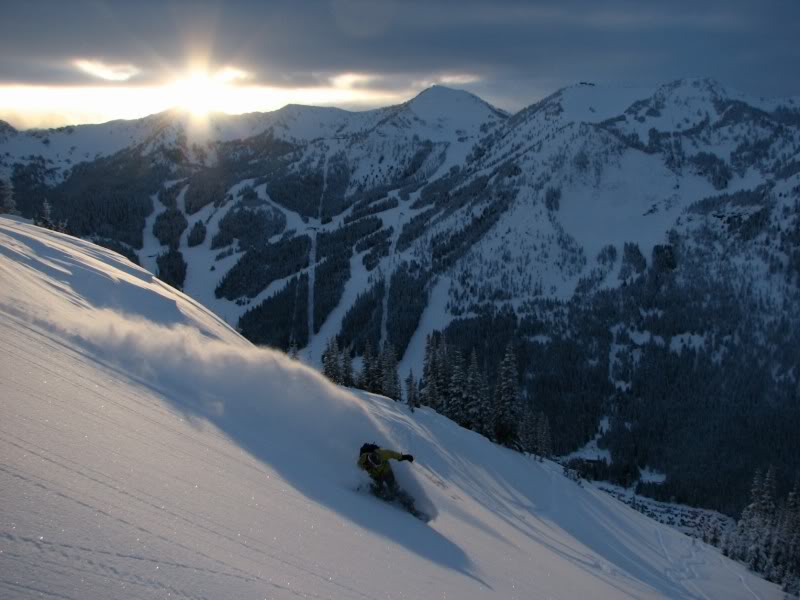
[371,470,421,517]
[371,469,398,496]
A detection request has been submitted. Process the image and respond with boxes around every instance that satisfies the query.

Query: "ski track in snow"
[718,555,764,600]
[656,527,712,600]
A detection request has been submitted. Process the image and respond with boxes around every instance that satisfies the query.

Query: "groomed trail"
[0,217,782,599]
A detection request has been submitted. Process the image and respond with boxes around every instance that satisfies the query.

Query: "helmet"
[360,442,379,455]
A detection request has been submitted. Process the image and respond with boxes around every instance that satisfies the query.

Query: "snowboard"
[357,483,432,522]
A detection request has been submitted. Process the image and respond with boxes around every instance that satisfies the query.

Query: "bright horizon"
[0,65,446,130]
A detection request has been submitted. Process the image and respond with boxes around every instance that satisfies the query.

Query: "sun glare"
[168,69,245,117]
[0,65,412,129]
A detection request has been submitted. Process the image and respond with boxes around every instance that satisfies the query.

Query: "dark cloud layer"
[1,0,797,109]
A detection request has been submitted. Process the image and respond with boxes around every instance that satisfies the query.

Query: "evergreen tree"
[707,521,721,547]
[768,491,793,583]
[34,198,65,231]
[536,412,553,460]
[288,338,299,360]
[477,368,492,437]
[725,472,800,590]
[42,199,53,226]
[421,334,440,410]
[520,405,538,455]
[187,220,207,247]
[368,341,384,394]
[422,373,439,410]
[787,482,800,593]
[381,343,400,400]
[334,338,345,384]
[435,335,450,415]
[494,342,520,446]
[322,337,342,384]
[0,178,18,215]
[335,338,344,384]
[754,466,778,572]
[762,466,778,518]
[341,347,354,387]
[448,349,466,424]
[731,469,770,570]
[359,341,374,390]
[722,527,734,558]
[737,469,764,563]
[786,574,800,598]
[156,248,187,290]
[422,334,435,382]
[405,370,418,412]
[322,338,333,380]
[463,349,481,430]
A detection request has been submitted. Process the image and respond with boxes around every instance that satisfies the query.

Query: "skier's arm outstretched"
[378,449,414,462]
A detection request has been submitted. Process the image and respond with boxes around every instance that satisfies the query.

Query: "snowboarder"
[357,443,424,518]
[358,443,414,496]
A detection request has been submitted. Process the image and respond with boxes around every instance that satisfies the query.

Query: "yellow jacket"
[358,448,403,479]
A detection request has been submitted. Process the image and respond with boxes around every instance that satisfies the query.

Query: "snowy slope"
[0,217,783,599]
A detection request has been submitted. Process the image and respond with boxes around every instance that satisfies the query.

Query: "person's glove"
[401,454,414,462]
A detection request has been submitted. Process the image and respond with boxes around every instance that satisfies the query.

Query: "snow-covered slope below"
[0,217,782,599]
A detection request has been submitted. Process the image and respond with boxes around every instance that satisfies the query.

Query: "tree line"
[723,468,800,595]
[319,330,552,459]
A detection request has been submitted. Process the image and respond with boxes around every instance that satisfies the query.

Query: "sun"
[167,68,248,116]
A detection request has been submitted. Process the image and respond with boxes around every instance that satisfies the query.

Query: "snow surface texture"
[0,217,783,599]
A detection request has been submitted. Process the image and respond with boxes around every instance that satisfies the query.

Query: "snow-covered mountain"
[0,216,784,599]
[0,85,504,181]
[5,80,795,362]
[3,79,799,518]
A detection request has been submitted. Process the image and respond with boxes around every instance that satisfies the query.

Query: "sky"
[0,0,797,129]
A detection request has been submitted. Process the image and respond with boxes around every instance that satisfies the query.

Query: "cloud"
[329,72,381,89]
[73,59,140,81]
[0,0,797,115]
[330,0,397,38]
[214,66,250,83]
[438,74,481,85]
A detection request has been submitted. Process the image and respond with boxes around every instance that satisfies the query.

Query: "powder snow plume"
[0,217,432,507]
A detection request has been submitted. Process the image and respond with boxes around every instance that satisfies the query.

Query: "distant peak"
[657,77,729,99]
[406,85,506,120]
[278,103,352,115]
[0,120,18,135]
[417,84,460,94]
[411,84,480,102]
